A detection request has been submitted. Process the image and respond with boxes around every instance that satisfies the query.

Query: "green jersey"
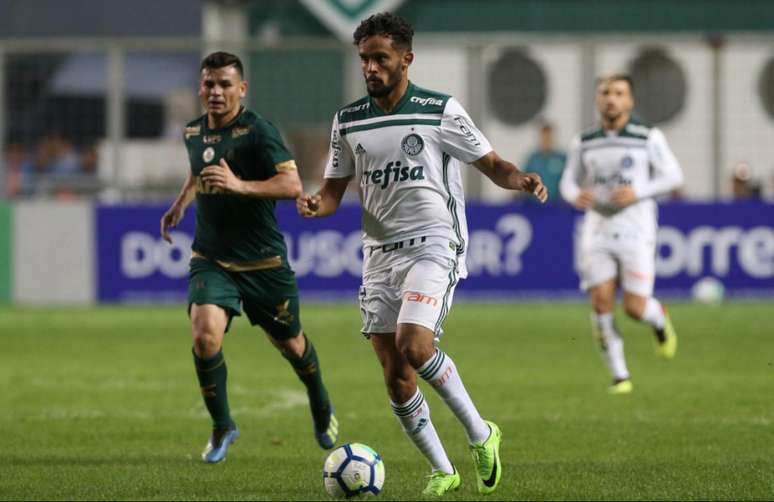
[184,107,293,267]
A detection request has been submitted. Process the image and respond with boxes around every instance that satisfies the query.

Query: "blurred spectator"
[522,121,567,203]
[15,136,57,197]
[4,143,30,196]
[4,134,100,199]
[730,161,762,200]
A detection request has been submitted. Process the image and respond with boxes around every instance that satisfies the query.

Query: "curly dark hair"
[353,12,414,51]
[200,51,244,78]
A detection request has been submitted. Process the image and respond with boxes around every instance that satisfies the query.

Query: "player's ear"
[403,51,414,68]
[239,80,248,99]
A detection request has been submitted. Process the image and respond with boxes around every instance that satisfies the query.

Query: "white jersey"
[324,82,493,278]
[559,118,684,241]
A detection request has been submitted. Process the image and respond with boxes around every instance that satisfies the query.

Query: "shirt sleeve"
[637,128,684,199]
[254,119,293,167]
[559,136,583,204]
[439,97,493,163]
[323,112,355,179]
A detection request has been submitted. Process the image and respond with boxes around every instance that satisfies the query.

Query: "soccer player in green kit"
[160,52,338,463]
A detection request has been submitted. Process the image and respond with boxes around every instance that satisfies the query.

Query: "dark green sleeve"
[254,119,293,166]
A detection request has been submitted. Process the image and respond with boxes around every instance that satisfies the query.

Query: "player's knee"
[273,333,306,360]
[192,333,220,358]
[395,338,432,369]
[623,298,645,319]
[191,320,222,357]
[591,294,614,314]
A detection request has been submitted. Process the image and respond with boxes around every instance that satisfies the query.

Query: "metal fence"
[2,35,774,202]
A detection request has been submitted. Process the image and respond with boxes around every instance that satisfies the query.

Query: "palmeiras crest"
[401,133,424,156]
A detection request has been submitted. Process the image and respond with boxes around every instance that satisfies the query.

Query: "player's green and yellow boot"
[469,420,502,495]
[314,409,338,450]
[422,467,461,497]
[608,378,633,395]
[655,309,677,359]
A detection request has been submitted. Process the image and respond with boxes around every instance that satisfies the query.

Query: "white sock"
[593,313,630,381]
[391,389,453,474]
[640,297,666,330]
[417,350,490,444]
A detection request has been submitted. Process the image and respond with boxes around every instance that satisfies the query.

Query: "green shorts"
[187,256,302,340]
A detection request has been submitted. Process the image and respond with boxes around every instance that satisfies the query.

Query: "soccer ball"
[691,276,725,305]
[323,443,385,498]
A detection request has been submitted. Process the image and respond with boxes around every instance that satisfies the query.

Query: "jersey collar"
[603,115,633,136]
[205,105,245,132]
[369,81,415,117]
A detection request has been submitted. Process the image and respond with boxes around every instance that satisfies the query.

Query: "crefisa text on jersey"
[361,161,425,189]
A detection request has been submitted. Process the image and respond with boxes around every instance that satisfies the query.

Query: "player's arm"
[297,176,352,218]
[638,128,684,198]
[200,158,302,200]
[472,151,547,203]
[611,129,683,207]
[161,170,196,243]
[297,111,355,218]
[559,136,593,210]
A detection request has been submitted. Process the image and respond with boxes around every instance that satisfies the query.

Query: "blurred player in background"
[560,74,684,394]
[297,13,546,497]
[160,51,337,463]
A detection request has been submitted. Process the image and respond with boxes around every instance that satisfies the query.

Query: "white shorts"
[578,231,656,297]
[359,236,461,337]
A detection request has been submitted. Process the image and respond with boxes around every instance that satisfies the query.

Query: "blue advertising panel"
[96,205,197,302]
[96,202,774,302]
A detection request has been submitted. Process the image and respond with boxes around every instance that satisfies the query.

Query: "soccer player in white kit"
[297,13,546,497]
[560,74,684,395]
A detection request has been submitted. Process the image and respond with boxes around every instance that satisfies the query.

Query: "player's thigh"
[618,244,656,298]
[398,253,459,337]
[578,244,618,293]
[188,257,242,333]
[238,266,303,341]
[359,267,402,337]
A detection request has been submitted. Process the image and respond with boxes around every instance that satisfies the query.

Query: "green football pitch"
[1,302,772,500]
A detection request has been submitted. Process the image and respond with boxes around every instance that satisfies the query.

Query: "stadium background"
[1,0,773,304]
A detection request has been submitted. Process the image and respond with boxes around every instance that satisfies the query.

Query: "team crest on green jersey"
[401,133,424,156]
[202,147,215,163]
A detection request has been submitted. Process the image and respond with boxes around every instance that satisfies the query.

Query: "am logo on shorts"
[404,291,439,307]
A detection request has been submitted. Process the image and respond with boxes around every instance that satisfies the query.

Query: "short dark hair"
[200,51,244,78]
[596,73,635,95]
[353,12,414,51]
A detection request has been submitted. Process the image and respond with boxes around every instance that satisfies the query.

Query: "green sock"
[285,335,331,431]
[193,349,234,429]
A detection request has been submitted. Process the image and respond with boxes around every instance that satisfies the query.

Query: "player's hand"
[296,193,321,217]
[573,191,595,210]
[611,186,637,208]
[201,159,245,194]
[517,172,548,203]
[160,205,184,243]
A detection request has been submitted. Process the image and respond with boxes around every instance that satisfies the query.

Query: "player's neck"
[373,79,410,114]
[208,105,243,130]
[602,113,630,132]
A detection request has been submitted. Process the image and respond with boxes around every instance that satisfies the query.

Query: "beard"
[603,109,622,122]
[366,70,400,98]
